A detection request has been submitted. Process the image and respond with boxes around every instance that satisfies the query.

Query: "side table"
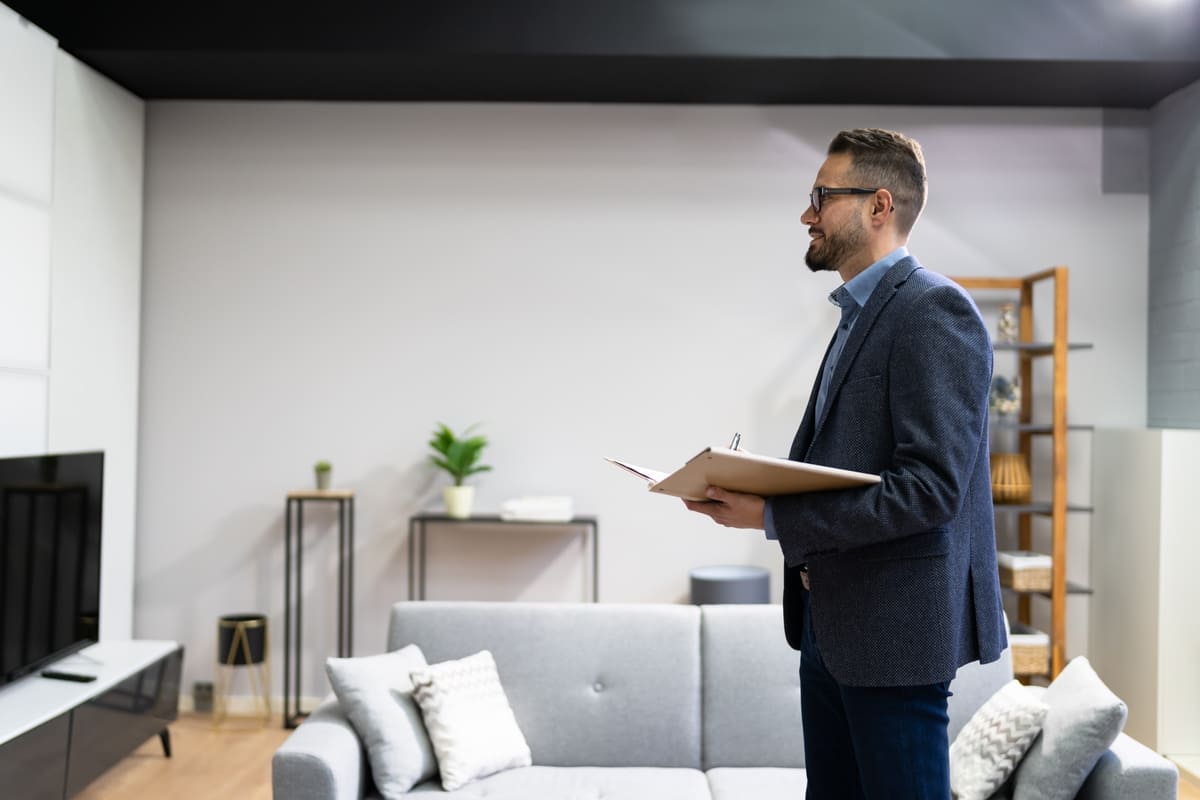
[408,514,599,602]
[283,489,354,729]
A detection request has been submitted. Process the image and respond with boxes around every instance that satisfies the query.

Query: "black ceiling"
[7,1,1200,108]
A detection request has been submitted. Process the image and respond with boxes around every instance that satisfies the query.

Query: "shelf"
[1002,581,1094,597]
[991,421,1094,433]
[959,266,1078,679]
[993,341,1093,354]
[992,503,1094,514]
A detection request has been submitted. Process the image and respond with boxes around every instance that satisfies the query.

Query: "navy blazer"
[769,257,1006,687]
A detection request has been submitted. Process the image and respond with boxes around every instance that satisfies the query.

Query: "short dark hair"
[827,128,927,234]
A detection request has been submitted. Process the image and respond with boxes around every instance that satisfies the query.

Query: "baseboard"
[178,693,325,715]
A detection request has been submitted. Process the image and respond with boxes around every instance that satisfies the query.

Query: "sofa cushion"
[404,766,711,798]
[705,767,808,800]
[1012,656,1127,800]
[324,645,437,797]
[411,650,532,791]
[950,679,1048,800]
[388,601,702,768]
[947,649,1016,742]
[700,605,805,768]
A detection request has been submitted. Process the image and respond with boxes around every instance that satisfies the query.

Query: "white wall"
[0,3,145,643]
[0,5,54,456]
[138,102,1148,702]
[48,52,145,640]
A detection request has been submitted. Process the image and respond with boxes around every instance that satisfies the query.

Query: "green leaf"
[427,422,492,484]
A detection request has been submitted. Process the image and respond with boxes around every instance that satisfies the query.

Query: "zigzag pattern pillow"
[411,650,532,791]
[951,679,1049,800]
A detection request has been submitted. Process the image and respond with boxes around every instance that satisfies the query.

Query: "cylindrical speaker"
[690,565,770,604]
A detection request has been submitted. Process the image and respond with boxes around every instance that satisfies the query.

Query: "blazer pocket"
[857,529,950,562]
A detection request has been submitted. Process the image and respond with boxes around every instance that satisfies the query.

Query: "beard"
[805,219,868,273]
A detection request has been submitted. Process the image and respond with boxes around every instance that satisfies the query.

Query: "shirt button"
[593,681,604,692]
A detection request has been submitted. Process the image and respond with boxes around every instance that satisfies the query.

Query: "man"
[684,128,1005,799]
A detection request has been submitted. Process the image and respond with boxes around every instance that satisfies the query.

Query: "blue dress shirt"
[764,247,909,540]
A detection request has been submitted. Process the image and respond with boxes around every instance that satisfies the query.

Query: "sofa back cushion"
[387,601,702,769]
[701,604,805,768]
[700,604,1016,768]
[948,648,1016,741]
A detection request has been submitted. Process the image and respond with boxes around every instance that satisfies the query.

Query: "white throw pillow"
[325,645,438,798]
[410,650,532,791]
[950,679,1049,800]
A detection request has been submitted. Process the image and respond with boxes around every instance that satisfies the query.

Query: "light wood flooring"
[1182,765,1200,800]
[71,712,1200,799]
[74,712,289,799]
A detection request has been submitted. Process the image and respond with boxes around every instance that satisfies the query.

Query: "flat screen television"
[0,450,103,685]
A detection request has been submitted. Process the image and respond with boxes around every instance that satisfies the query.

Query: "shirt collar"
[829,246,909,310]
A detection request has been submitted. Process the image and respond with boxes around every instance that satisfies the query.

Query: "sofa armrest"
[272,697,368,800]
[1076,731,1179,800]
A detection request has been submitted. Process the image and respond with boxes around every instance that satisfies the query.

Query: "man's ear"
[870,189,895,225]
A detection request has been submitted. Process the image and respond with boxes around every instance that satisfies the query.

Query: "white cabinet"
[1090,428,1200,759]
[0,640,182,798]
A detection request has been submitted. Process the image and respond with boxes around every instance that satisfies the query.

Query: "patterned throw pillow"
[410,650,532,791]
[951,679,1049,800]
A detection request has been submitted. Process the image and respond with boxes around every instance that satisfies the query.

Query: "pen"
[729,432,741,451]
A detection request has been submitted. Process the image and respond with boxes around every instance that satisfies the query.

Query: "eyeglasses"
[809,186,880,213]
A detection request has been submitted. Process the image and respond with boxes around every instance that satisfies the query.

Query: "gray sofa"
[272,601,1177,799]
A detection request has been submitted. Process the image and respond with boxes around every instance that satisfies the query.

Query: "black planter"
[217,613,267,665]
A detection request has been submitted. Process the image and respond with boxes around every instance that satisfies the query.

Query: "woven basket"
[997,550,1052,592]
[1009,622,1050,676]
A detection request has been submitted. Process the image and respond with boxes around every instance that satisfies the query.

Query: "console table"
[283,489,354,729]
[0,640,182,799]
[408,514,599,602]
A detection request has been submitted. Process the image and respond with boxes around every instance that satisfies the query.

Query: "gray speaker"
[690,565,770,604]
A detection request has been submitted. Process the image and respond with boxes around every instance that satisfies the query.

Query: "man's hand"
[683,486,765,530]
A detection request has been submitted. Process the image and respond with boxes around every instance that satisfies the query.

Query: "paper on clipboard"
[606,447,879,502]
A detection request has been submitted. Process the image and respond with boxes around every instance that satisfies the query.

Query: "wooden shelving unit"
[952,267,1089,679]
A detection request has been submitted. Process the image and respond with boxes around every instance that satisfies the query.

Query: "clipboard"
[606,447,880,502]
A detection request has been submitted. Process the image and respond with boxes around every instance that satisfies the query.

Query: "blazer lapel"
[808,257,922,446]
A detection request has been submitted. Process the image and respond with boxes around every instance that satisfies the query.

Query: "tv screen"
[0,451,103,685]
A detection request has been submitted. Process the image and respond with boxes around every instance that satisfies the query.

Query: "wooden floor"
[1183,765,1200,800]
[74,712,289,800]
[71,712,1200,799]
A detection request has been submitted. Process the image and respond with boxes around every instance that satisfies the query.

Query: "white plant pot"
[315,471,331,490]
[443,485,475,519]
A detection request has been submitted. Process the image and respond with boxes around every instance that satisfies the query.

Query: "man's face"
[802,153,869,274]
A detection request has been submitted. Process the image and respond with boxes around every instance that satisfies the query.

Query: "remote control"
[41,669,97,683]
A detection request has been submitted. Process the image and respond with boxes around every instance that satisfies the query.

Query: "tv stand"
[0,640,183,798]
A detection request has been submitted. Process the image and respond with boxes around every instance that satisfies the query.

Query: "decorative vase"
[315,470,331,490]
[990,452,1031,504]
[443,485,475,519]
[997,302,1019,344]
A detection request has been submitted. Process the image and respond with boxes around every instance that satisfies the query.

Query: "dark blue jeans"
[800,600,952,800]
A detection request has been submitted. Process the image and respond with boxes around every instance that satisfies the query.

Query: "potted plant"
[428,423,492,518]
[314,460,332,491]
